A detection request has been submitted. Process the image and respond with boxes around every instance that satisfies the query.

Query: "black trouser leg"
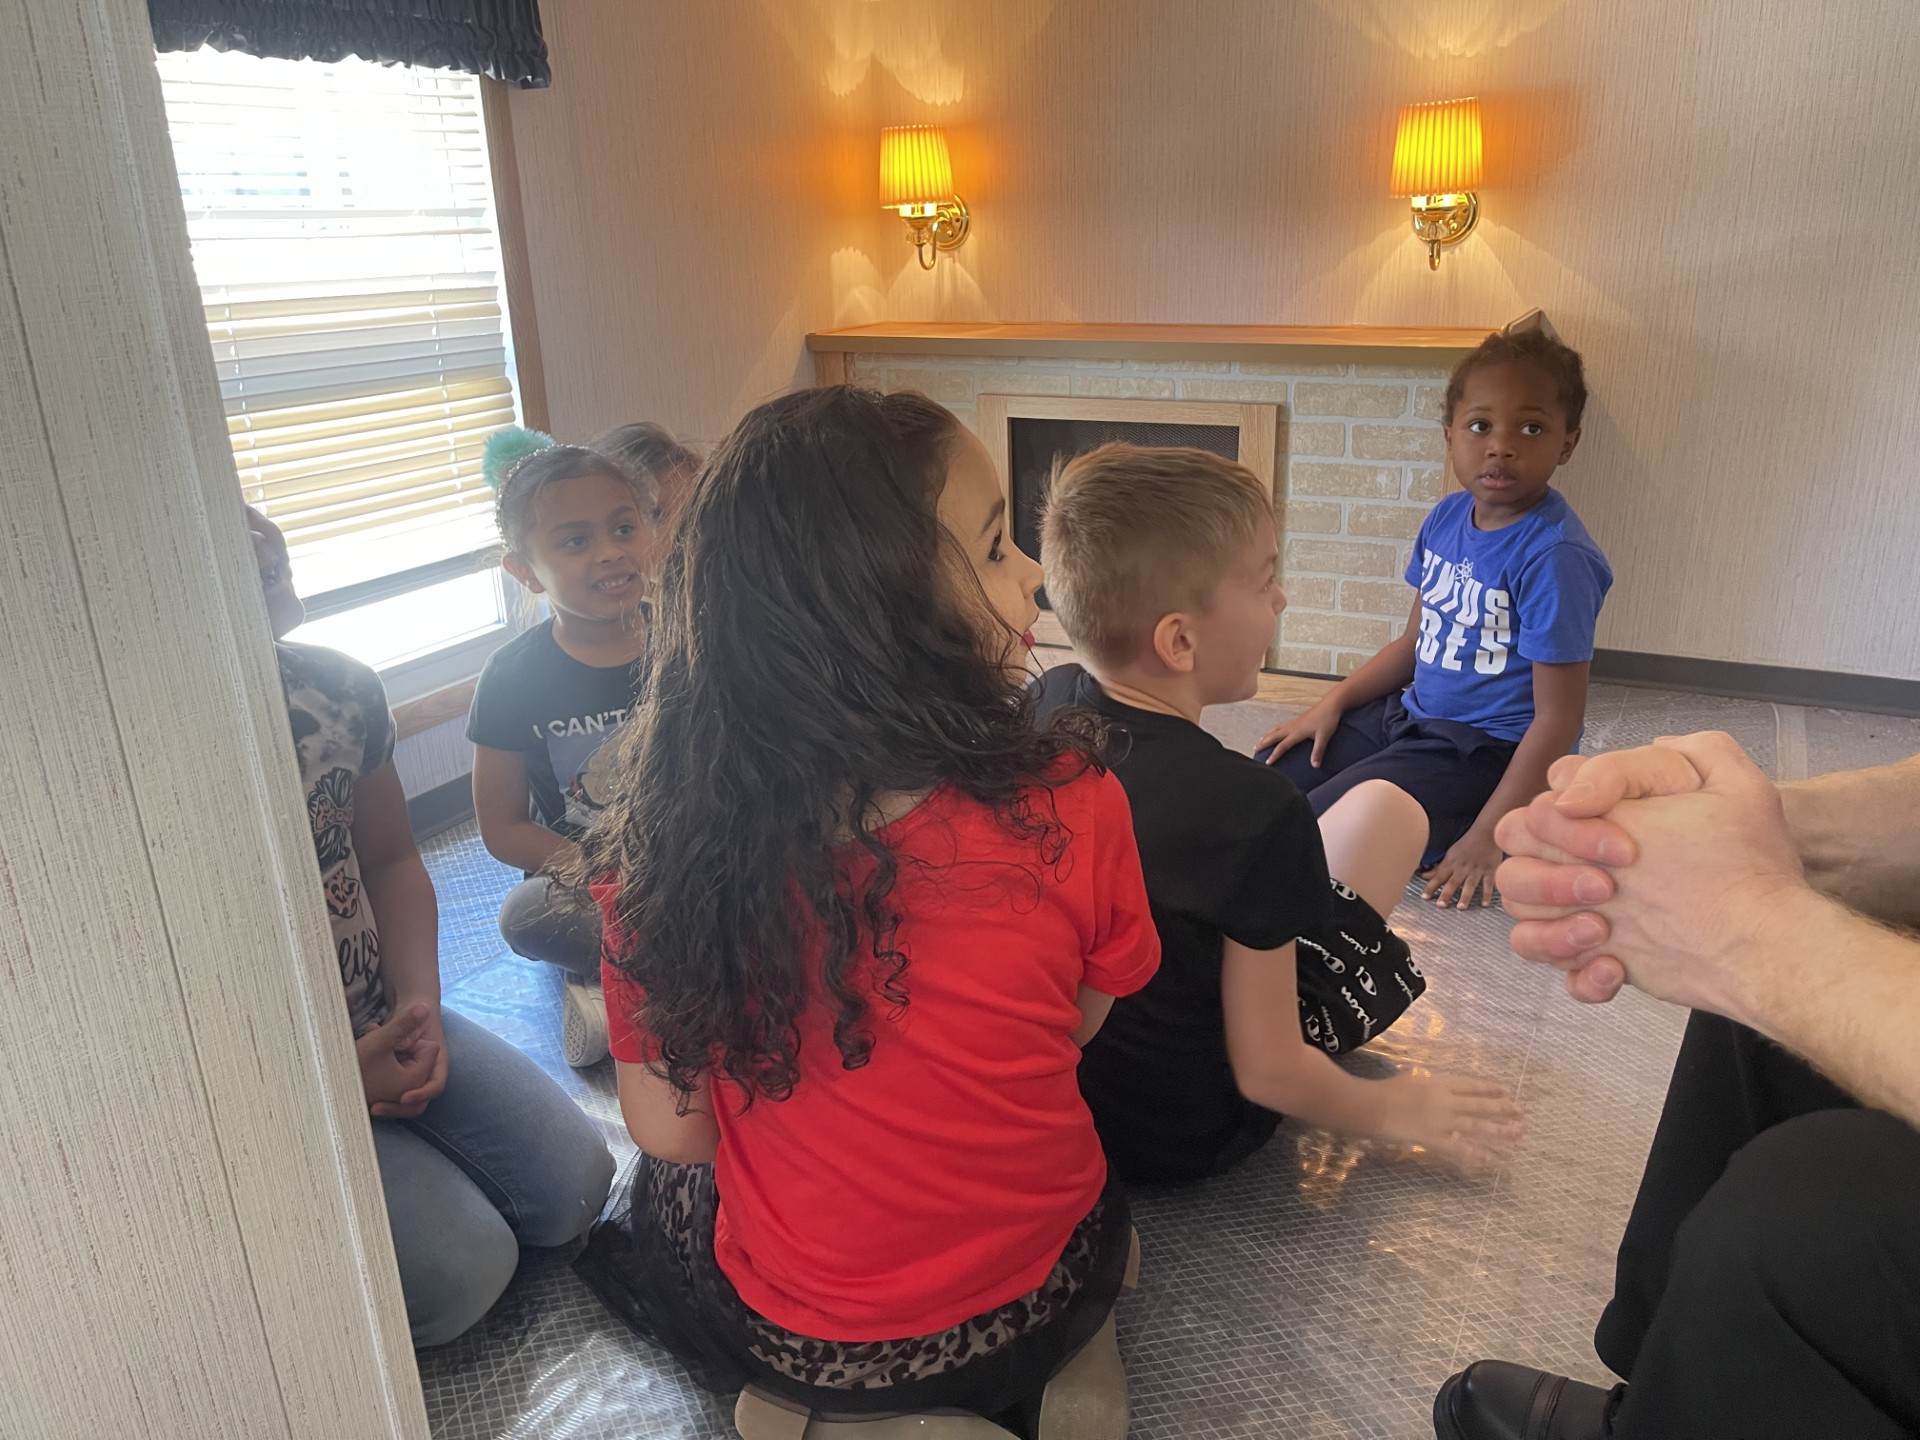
[1262,694,1393,797]
[1610,1108,1920,1439]
[1595,1010,1855,1376]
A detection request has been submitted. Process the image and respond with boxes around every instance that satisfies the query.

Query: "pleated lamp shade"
[1389,98,1483,197]
[879,125,954,209]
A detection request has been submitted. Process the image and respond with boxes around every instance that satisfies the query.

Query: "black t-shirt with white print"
[466,620,641,846]
[1034,663,1336,1182]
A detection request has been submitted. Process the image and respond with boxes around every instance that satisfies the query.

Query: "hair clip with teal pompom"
[482,427,556,490]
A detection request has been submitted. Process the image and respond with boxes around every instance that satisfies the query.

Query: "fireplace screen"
[1008,417,1240,609]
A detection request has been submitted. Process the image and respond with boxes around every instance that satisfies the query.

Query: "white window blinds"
[157,49,517,599]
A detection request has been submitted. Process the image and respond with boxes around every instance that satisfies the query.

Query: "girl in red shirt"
[571,387,1160,1436]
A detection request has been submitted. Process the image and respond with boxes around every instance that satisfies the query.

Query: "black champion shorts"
[1294,876,1424,1057]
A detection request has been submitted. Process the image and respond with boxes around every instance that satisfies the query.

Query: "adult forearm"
[1781,755,1920,928]
[363,857,441,1007]
[1740,889,1920,1128]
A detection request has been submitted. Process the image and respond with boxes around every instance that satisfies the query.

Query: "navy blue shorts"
[1255,692,1516,865]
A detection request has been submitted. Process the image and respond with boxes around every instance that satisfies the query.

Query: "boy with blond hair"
[1036,445,1521,1183]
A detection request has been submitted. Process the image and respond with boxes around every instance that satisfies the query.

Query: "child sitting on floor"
[572,387,1160,1439]
[245,504,612,1347]
[466,429,684,1067]
[1259,329,1613,909]
[1035,446,1522,1185]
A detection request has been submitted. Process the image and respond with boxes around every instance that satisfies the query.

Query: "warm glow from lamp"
[1389,97,1484,270]
[878,124,970,270]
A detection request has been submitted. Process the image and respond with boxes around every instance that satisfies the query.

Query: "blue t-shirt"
[1400,489,1611,741]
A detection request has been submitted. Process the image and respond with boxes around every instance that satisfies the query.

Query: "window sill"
[392,675,482,742]
[380,574,544,742]
[385,627,513,741]
[382,625,512,706]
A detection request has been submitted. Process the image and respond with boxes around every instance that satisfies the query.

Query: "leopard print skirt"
[575,1153,1131,1419]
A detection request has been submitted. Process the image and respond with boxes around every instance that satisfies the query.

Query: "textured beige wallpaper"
[4,1,423,1430]
[508,0,1920,679]
[502,1,872,446]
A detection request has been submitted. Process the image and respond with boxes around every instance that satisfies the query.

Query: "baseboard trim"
[407,773,474,841]
[1591,650,1920,717]
[1259,653,1920,718]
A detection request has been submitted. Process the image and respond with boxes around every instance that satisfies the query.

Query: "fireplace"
[811,319,1504,677]
[979,394,1281,658]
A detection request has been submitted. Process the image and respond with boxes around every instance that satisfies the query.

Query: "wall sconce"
[879,124,971,271]
[1390,97,1483,270]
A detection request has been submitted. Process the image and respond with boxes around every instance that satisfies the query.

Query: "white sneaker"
[561,976,610,1068]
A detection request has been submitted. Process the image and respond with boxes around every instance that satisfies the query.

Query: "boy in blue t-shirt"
[1260,329,1612,909]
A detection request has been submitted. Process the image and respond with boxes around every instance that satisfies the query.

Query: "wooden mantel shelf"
[806,315,1543,368]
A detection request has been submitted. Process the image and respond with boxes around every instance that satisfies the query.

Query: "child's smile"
[590,570,641,601]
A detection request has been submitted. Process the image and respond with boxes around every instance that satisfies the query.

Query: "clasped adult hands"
[1493,731,1811,1023]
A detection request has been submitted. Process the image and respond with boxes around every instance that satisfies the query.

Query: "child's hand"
[1259,700,1343,767]
[1379,1070,1523,1177]
[356,1003,442,1114]
[369,1001,451,1119]
[1421,830,1504,908]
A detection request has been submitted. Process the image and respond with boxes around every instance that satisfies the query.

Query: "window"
[157,48,520,672]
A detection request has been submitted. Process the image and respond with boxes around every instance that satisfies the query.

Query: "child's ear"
[501,551,544,594]
[1150,613,1196,675]
[1559,427,1582,464]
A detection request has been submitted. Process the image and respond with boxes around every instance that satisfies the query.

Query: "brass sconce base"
[902,195,971,270]
[1409,191,1479,269]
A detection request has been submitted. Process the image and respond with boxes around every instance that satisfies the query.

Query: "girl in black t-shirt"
[467,427,695,1066]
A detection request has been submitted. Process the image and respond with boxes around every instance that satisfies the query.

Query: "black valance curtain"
[149,1,550,88]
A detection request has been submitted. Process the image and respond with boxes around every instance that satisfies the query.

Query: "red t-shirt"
[599,767,1159,1342]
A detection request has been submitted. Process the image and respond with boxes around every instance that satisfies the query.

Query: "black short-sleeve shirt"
[467,620,641,843]
[1034,664,1335,1182]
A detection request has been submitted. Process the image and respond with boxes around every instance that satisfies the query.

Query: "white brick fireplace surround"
[809,320,1539,676]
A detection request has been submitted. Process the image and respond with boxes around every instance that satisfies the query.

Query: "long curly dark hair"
[574,386,1102,1106]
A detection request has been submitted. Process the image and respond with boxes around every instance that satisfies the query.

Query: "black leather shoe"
[1432,1360,1620,1439]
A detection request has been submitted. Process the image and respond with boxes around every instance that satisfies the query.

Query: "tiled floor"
[413,683,1920,1439]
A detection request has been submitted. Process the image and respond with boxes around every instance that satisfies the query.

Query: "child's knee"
[515,1132,616,1248]
[1336,779,1429,847]
[496,877,548,952]
[400,1206,519,1348]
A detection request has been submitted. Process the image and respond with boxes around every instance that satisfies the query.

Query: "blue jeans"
[373,1007,615,1346]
